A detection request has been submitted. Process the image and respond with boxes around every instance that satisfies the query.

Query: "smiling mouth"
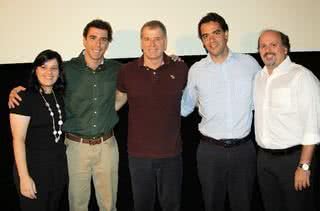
[208,43,218,49]
[264,53,275,58]
[147,50,160,54]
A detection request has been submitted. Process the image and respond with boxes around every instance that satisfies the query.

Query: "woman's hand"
[20,175,37,199]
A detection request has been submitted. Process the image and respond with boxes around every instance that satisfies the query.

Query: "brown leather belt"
[66,132,113,145]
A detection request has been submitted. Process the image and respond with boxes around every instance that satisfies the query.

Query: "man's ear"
[83,36,87,48]
[224,30,229,41]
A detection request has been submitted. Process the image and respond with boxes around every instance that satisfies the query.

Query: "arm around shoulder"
[115,89,128,111]
[8,86,26,109]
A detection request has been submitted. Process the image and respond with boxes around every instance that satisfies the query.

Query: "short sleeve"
[9,91,32,117]
[180,62,189,88]
[117,64,127,93]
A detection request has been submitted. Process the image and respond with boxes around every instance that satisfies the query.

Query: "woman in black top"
[10,49,68,211]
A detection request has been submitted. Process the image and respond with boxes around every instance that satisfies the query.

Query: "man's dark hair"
[29,49,65,94]
[258,29,291,53]
[198,12,229,39]
[83,19,113,42]
[140,20,167,38]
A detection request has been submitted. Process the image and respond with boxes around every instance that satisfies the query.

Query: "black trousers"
[19,187,66,211]
[197,140,256,211]
[257,149,316,211]
[129,154,182,211]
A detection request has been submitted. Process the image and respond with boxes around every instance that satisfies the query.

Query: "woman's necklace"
[39,89,63,143]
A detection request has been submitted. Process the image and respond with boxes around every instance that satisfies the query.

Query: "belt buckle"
[223,139,232,147]
[89,139,99,145]
[89,136,104,145]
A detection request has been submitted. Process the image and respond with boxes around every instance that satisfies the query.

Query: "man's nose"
[150,39,156,46]
[265,45,273,52]
[208,34,216,42]
[95,39,102,47]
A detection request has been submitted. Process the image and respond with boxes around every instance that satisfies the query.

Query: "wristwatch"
[298,163,310,171]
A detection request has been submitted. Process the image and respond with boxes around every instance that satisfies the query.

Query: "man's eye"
[202,34,208,39]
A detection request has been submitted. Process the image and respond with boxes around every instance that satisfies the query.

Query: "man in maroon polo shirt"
[115,20,188,211]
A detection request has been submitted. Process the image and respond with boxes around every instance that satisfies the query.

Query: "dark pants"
[14,165,67,211]
[19,187,65,211]
[257,149,316,211]
[197,139,256,211]
[129,154,182,211]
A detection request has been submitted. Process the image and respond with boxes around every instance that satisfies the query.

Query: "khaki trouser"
[65,136,119,211]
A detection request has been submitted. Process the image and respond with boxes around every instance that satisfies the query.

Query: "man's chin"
[145,54,162,59]
[92,56,104,61]
[263,59,275,66]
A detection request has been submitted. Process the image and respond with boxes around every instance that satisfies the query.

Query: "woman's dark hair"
[28,49,65,93]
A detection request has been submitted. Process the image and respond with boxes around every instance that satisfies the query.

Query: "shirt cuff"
[302,133,320,145]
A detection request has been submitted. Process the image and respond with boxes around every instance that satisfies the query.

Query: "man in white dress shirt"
[254,29,320,211]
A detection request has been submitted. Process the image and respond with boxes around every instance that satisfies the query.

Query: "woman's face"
[35,58,59,90]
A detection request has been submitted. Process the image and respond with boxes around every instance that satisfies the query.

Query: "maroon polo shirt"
[117,54,188,158]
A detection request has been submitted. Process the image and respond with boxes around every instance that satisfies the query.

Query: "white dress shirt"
[254,56,320,149]
[181,51,260,139]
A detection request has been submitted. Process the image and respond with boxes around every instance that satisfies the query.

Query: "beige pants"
[65,136,119,211]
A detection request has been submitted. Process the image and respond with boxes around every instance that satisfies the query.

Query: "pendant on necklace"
[40,89,63,143]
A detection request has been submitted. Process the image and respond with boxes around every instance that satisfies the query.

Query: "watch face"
[302,163,310,171]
